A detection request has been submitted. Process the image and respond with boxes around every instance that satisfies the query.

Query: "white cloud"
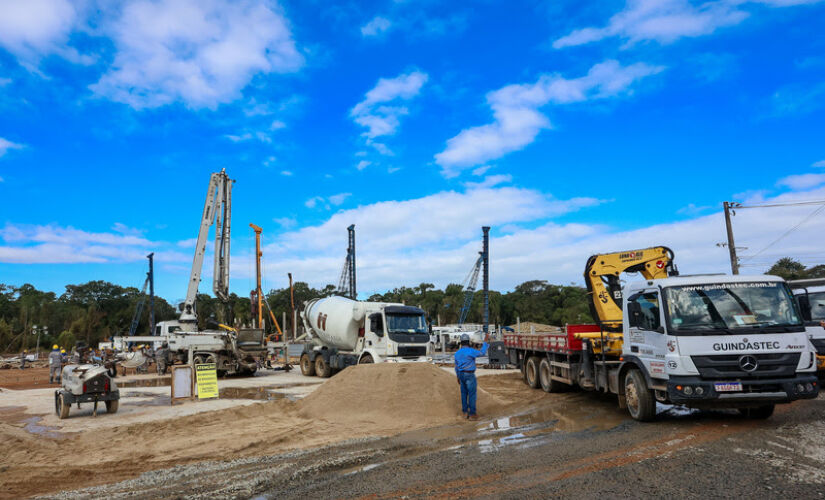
[270,120,286,130]
[813,160,825,167]
[280,170,293,176]
[249,182,825,294]
[177,238,197,248]
[273,217,296,229]
[553,0,822,49]
[305,196,322,209]
[90,0,304,109]
[0,137,25,158]
[0,0,91,69]
[263,156,276,167]
[0,176,4,183]
[472,165,492,176]
[351,71,428,144]
[463,174,513,190]
[361,16,392,37]
[677,203,713,216]
[328,192,352,206]
[434,60,664,176]
[356,160,371,170]
[0,78,11,86]
[224,131,272,143]
[777,173,825,190]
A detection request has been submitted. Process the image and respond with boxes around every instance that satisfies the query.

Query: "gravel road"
[46,387,825,499]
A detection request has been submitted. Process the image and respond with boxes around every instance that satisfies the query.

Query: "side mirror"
[627,302,642,327]
[369,313,384,337]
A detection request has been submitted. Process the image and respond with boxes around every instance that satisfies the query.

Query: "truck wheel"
[300,354,316,376]
[315,356,333,378]
[539,358,561,393]
[359,354,374,364]
[56,392,70,420]
[624,369,656,422]
[525,356,541,389]
[106,399,119,414]
[739,405,774,419]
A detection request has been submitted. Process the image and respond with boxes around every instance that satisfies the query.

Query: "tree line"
[0,279,593,353]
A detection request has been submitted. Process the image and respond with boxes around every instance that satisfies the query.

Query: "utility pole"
[723,202,740,275]
[147,253,155,336]
[482,226,490,335]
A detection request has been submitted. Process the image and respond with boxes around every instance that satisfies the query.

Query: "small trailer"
[55,364,120,419]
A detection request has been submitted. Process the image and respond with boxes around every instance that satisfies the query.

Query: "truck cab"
[622,274,818,417]
[787,279,825,371]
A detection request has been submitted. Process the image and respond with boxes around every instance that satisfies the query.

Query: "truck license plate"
[714,382,742,392]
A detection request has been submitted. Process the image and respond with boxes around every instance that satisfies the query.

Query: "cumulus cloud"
[0,138,24,158]
[90,0,304,109]
[777,173,825,190]
[434,60,663,176]
[677,203,713,216]
[0,0,91,69]
[361,16,392,37]
[813,160,825,167]
[350,71,428,154]
[553,0,822,49]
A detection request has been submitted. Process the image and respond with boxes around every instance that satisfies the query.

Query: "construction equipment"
[127,253,155,337]
[336,224,356,299]
[299,296,430,377]
[787,278,825,371]
[458,254,482,326]
[55,364,119,419]
[112,169,265,376]
[504,248,818,422]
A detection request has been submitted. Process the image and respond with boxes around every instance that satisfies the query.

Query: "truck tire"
[300,354,316,376]
[525,356,541,389]
[359,354,374,364]
[56,392,70,420]
[739,405,774,419]
[106,399,119,414]
[624,369,656,422]
[539,358,561,393]
[315,356,333,378]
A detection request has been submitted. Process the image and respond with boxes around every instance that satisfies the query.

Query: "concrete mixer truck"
[299,296,431,377]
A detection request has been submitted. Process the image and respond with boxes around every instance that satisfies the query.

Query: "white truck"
[788,278,825,372]
[507,274,820,421]
[299,296,431,377]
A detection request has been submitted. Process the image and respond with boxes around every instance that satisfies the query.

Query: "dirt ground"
[3,365,825,499]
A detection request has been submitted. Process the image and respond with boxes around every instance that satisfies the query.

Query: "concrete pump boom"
[179,169,233,324]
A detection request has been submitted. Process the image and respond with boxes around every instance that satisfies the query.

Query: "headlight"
[695,386,704,396]
[683,386,693,395]
[806,383,814,392]
[797,383,805,393]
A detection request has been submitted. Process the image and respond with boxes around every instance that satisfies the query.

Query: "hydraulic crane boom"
[459,254,482,325]
[584,246,676,332]
[179,169,233,325]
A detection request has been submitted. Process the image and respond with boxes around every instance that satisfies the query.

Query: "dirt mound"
[298,363,504,427]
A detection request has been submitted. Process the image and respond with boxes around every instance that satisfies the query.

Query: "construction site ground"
[1,364,824,499]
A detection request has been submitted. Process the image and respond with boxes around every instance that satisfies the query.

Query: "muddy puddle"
[22,416,66,439]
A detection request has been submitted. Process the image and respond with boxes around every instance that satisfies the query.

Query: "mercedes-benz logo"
[739,355,758,372]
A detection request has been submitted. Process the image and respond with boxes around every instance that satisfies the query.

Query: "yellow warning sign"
[196,363,219,400]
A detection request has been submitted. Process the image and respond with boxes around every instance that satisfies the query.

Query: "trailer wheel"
[359,354,374,364]
[106,399,119,414]
[315,356,333,378]
[525,356,541,389]
[739,405,774,419]
[300,354,316,376]
[624,369,656,422]
[539,358,561,393]
[56,392,70,420]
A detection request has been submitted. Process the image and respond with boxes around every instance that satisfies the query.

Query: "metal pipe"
[482,226,490,335]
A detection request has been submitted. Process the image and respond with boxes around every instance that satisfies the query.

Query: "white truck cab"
[787,278,825,371]
[623,274,818,408]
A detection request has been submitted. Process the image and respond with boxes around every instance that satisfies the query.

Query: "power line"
[741,203,825,263]
[737,199,825,209]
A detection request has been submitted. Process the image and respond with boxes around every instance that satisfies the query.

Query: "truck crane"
[504,246,818,421]
[111,169,265,376]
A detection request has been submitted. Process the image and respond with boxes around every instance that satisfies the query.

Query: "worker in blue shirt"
[454,333,488,420]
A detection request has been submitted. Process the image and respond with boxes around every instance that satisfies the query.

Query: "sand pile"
[298,363,504,426]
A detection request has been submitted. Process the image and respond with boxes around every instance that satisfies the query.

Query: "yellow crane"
[250,224,284,341]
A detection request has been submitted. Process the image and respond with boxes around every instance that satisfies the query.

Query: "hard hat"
[460,333,470,342]
[53,344,59,349]
[61,349,66,353]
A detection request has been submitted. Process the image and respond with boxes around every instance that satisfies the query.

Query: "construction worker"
[60,348,67,364]
[454,333,489,420]
[20,350,27,369]
[156,342,169,375]
[49,345,62,384]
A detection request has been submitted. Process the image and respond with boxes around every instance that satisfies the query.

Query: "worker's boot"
[468,414,479,421]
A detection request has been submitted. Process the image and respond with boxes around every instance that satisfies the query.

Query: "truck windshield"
[803,291,825,321]
[386,314,428,333]
[664,282,802,334]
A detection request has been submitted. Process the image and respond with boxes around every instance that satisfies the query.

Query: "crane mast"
[179,169,233,325]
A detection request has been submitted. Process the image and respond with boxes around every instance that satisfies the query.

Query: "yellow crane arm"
[584,246,675,332]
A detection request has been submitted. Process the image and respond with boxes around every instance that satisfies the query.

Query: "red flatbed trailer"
[503,324,602,392]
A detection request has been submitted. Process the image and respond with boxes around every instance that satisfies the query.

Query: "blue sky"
[1,0,825,304]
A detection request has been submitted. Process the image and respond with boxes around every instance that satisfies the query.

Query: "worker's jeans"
[458,371,477,415]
